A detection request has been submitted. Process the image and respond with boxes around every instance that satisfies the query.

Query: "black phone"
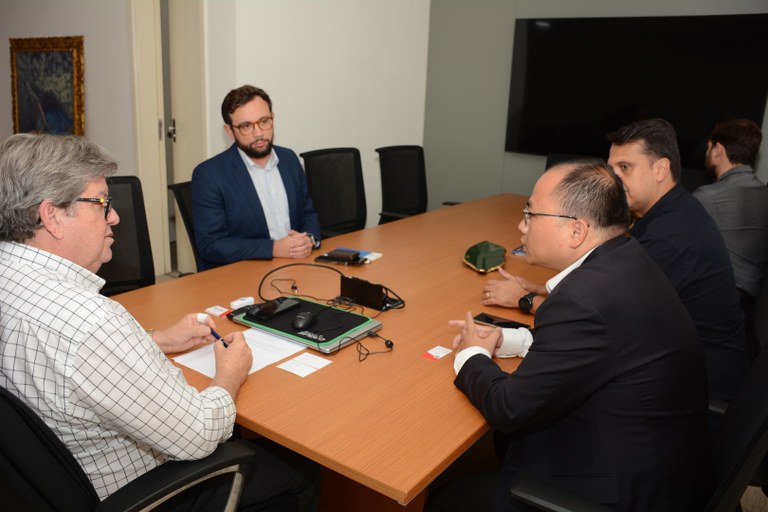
[473,312,530,330]
[245,298,300,322]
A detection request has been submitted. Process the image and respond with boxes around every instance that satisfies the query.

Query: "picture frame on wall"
[10,35,84,135]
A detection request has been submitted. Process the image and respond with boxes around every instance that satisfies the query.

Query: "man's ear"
[653,157,671,183]
[568,219,589,248]
[224,123,235,140]
[37,200,65,239]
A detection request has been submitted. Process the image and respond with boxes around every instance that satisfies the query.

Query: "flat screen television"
[505,14,768,169]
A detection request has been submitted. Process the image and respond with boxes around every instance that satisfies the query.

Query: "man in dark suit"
[192,85,321,270]
[430,160,709,511]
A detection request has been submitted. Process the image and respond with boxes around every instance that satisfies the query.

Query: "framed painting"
[10,36,84,135]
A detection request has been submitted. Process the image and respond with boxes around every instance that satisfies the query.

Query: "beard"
[237,136,274,159]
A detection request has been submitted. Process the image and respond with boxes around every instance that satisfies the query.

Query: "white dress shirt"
[238,148,291,240]
[0,241,235,500]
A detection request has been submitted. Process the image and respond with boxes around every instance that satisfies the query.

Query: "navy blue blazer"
[191,144,321,270]
[456,236,710,511]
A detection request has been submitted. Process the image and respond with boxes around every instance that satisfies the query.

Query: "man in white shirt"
[0,133,317,510]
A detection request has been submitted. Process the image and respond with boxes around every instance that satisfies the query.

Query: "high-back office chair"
[300,147,367,238]
[375,145,428,224]
[508,345,768,512]
[0,386,257,511]
[168,181,203,272]
[97,176,155,296]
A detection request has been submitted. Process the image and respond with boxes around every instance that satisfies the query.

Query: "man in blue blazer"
[192,85,321,270]
[430,160,709,511]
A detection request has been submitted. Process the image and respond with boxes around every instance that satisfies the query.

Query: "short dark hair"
[553,158,630,231]
[221,85,272,125]
[606,118,682,183]
[709,119,762,167]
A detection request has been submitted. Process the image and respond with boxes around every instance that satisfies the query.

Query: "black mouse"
[292,311,318,330]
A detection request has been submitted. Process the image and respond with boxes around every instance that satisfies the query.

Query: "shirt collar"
[630,183,686,237]
[545,247,597,293]
[237,147,279,172]
[718,164,753,181]
[0,241,105,291]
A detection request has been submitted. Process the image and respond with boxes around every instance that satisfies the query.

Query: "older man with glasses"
[191,84,322,271]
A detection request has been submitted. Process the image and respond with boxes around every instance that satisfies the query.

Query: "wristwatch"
[518,292,537,313]
[308,233,320,249]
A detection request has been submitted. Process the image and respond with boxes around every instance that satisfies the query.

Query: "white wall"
[205,0,431,228]
[0,0,136,177]
[425,0,768,208]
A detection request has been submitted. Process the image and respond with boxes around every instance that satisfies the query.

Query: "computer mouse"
[292,311,318,330]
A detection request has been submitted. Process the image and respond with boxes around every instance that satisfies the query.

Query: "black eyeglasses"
[231,116,274,135]
[76,196,113,219]
[522,206,577,225]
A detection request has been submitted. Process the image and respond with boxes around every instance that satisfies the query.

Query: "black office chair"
[168,181,203,272]
[375,145,428,224]
[0,386,257,511]
[300,147,367,238]
[97,176,155,296]
[748,277,768,495]
[508,345,768,512]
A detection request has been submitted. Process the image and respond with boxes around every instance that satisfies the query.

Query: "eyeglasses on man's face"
[231,116,274,135]
[522,206,577,226]
[76,196,113,219]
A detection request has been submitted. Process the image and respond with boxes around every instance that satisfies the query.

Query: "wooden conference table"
[113,193,556,510]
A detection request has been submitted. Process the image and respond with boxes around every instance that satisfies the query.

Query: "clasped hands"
[450,311,502,355]
[273,230,315,259]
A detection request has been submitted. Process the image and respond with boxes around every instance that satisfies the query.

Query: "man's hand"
[481,268,547,308]
[151,313,218,354]
[209,332,253,399]
[450,311,502,354]
[273,230,313,259]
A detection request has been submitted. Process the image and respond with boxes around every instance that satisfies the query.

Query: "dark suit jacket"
[191,144,321,270]
[456,236,710,511]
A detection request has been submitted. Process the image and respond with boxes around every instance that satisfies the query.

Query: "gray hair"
[0,133,117,242]
[552,158,630,231]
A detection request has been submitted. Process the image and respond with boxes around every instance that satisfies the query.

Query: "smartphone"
[473,312,530,330]
[245,298,300,322]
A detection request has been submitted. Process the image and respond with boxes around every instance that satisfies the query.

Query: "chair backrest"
[300,147,366,237]
[375,145,428,223]
[97,176,155,296]
[706,346,768,511]
[753,277,768,358]
[168,181,203,272]
[0,387,99,511]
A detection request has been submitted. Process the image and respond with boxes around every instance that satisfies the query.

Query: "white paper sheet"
[173,328,305,378]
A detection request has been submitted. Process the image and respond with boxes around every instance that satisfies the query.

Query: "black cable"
[356,331,394,361]
[256,263,345,301]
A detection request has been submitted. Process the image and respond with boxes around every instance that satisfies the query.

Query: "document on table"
[173,328,305,378]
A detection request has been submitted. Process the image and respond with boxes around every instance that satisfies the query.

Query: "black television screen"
[505,14,768,169]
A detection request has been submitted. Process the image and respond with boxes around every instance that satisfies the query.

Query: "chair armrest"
[709,398,728,417]
[96,440,256,512]
[510,475,614,512]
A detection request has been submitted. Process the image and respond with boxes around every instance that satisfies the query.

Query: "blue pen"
[210,328,229,348]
